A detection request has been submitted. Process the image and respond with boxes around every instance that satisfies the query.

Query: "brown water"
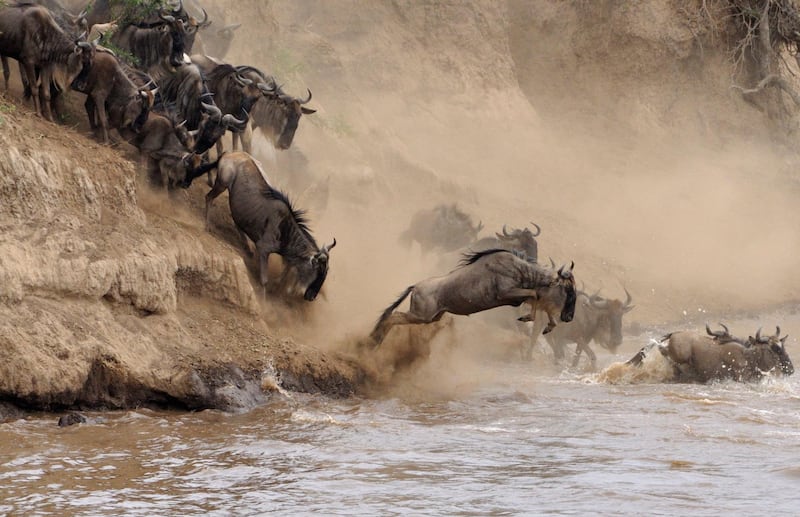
[2,316,799,516]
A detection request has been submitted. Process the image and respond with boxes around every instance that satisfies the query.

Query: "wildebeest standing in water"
[399,204,484,254]
[522,288,634,367]
[184,151,336,301]
[369,249,576,346]
[626,326,793,382]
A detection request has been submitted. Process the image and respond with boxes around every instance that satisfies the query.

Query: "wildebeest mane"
[459,248,511,267]
[260,185,313,239]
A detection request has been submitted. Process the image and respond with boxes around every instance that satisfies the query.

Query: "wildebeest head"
[497,222,541,262]
[193,100,247,153]
[158,11,187,68]
[554,262,577,323]
[295,239,336,301]
[749,327,794,376]
[180,3,210,53]
[252,84,316,150]
[588,288,634,352]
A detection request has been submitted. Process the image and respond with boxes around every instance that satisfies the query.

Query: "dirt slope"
[2,0,800,417]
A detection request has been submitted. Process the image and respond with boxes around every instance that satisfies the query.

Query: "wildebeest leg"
[372,310,445,346]
[21,61,41,117]
[254,235,279,295]
[95,99,111,144]
[240,123,253,154]
[204,180,229,230]
[85,96,98,132]
[236,227,253,256]
[572,341,596,369]
[38,66,54,122]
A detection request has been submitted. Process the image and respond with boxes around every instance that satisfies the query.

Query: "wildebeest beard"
[303,265,328,301]
[561,283,577,322]
[169,27,185,66]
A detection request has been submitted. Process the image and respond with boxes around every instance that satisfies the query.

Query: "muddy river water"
[2,313,799,515]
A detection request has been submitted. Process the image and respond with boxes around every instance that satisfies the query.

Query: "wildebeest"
[399,204,484,254]
[626,326,793,383]
[154,62,246,155]
[469,223,541,262]
[110,10,187,72]
[122,111,200,189]
[0,3,86,120]
[185,0,238,59]
[522,288,634,367]
[244,79,316,152]
[86,0,208,54]
[71,48,154,143]
[369,249,576,346]
[190,55,278,153]
[184,151,336,301]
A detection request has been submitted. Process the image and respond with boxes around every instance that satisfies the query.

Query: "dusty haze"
[205,0,799,348]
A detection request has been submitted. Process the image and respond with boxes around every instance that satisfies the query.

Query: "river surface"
[2,317,800,516]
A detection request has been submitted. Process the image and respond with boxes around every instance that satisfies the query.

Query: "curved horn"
[176,119,187,128]
[322,238,337,254]
[201,101,222,119]
[298,88,312,104]
[199,8,209,25]
[529,222,541,236]
[755,327,763,343]
[77,41,93,49]
[502,224,510,237]
[257,82,275,94]
[549,257,556,268]
[774,326,781,338]
[222,112,248,129]
[623,287,633,308]
[159,12,176,23]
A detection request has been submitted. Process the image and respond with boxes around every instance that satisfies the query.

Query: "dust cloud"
[204,1,799,390]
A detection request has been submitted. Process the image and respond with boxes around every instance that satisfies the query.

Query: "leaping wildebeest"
[183,151,336,301]
[369,249,576,346]
[625,326,793,383]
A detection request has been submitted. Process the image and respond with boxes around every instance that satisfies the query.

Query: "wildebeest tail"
[181,153,225,188]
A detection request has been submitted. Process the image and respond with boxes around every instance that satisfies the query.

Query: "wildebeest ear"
[301,107,317,115]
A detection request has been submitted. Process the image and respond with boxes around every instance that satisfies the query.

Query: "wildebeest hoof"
[517,315,533,323]
[543,324,556,335]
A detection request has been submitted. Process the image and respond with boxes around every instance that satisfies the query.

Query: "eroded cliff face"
[0,107,363,416]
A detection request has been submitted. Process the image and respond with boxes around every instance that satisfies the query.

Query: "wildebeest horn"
[549,257,556,268]
[201,101,222,119]
[299,88,312,104]
[199,8,209,25]
[529,222,541,236]
[590,295,608,309]
[755,327,763,342]
[475,220,484,233]
[222,113,247,129]
[322,239,337,254]
[160,12,176,23]
[176,119,187,128]
[223,23,242,32]
[502,224,510,237]
[234,74,253,87]
[774,326,781,338]
[77,41,93,49]
[257,82,275,94]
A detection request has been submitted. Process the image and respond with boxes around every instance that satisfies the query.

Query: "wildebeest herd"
[0,1,793,385]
